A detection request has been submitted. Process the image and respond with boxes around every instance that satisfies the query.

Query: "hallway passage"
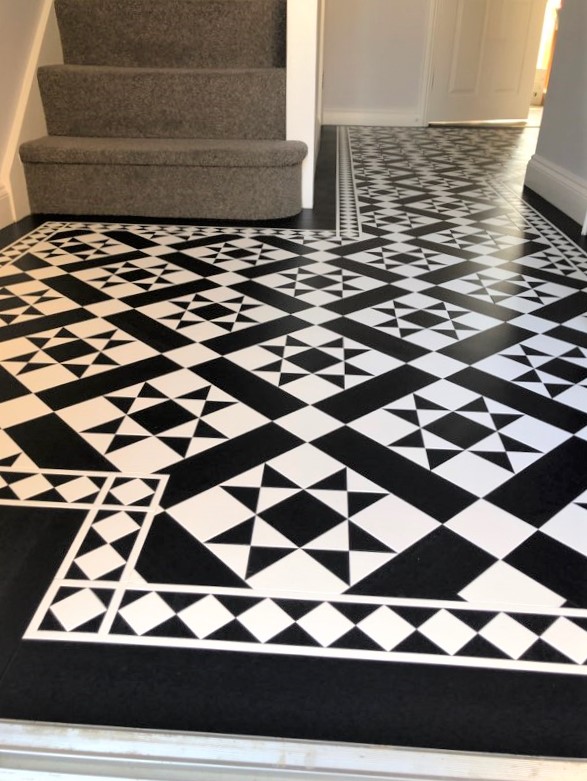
[0,126,585,758]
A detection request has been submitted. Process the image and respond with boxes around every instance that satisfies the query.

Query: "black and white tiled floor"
[1,126,586,757]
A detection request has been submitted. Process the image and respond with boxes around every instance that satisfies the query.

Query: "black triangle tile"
[328,601,375,624]
[164,593,206,613]
[394,430,426,448]
[223,486,260,512]
[348,492,384,516]
[193,420,226,439]
[262,466,299,489]
[413,395,445,411]
[305,549,350,582]
[450,610,498,631]
[474,451,513,471]
[392,606,438,627]
[110,614,140,636]
[427,449,458,468]
[310,469,348,491]
[331,627,381,651]
[498,434,539,454]
[210,519,254,545]
[208,619,258,644]
[390,409,420,426]
[491,413,520,429]
[512,613,559,634]
[271,623,319,647]
[106,435,146,453]
[519,639,574,664]
[146,615,196,639]
[348,523,391,553]
[394,631,445,655]
[216,595,259,616]
[246,546,292,578]
[159,437,191,457]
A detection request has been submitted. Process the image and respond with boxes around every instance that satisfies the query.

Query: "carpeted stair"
[20,0,307,220]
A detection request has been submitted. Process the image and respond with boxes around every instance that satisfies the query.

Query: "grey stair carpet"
[20,137,306,220]
[54,0,286,68]
[39,66,286,140]
[21,0,305,220]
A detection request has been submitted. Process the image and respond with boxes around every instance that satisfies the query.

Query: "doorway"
[425,0,558,125]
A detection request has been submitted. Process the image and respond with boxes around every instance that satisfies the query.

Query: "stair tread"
[38,66,286,140]
[40,65,284,75]
[55,0,286,68]
[21,137,308,168]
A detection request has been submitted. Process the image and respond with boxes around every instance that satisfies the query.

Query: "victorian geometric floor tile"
[1,125,587,757]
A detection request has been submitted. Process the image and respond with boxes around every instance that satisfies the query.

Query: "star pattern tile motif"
[1,125,586,682]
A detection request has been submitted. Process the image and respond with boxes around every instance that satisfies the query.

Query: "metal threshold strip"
[0,721,585,781]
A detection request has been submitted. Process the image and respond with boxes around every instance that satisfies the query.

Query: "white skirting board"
[0,184,14,230]
[525,154,587,227]
[0,721,585,781]
[322,110,424,127]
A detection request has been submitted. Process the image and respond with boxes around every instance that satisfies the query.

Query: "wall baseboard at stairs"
[0,720,584,781]
[0,185,14,229]
[322,109,423,127]
[525,153,587,227]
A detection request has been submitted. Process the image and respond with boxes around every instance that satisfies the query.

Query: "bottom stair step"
[20,136,307,220]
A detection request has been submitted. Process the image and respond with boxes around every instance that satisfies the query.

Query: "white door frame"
[419,0,441,126]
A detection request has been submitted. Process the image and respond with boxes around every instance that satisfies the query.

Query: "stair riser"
[23,162,302,220]
[39,67,286,140]
[55,0,286,68]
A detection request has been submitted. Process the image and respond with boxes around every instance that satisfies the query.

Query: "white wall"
[0,0,44,226]
[0,0,62,228]
[322,0,432,126]
[525,0,587,226]
[287,0,325,208]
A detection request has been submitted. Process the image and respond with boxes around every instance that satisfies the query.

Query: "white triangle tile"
[304,521,349,551]
[473,433,507,452]
[307,489,348,517]
[349,551,395,586]
[346,471,386,494]
[207,544,250,579]
[391,447,430,469]
[257,487,300,513]
[251,518,296,548]
[247,549,347,593]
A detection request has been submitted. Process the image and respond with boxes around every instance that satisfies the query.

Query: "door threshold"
[0,720,584,780]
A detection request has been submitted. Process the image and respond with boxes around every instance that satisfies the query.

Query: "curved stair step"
[20,137,308,220]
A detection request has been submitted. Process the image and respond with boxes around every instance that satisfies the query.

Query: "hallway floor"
[0,126,585,758]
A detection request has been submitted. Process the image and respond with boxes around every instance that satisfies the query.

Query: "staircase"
[20,0,307,221]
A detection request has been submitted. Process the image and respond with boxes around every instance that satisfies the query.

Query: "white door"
[426,0,548,122]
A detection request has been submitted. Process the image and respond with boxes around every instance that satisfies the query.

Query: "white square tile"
[541,504,587,557]
[269,444,343,488]
[237,599,294,642]
[358,607,414,650]
[119,593,174,635]
[541,618,587,664]
[459,562,565,608]
[178,595,234,638]
[276,406,340,441]
[445,500,536,559]
[93,512,141,543]
[50,589,107,631]
[419,610,476,655]
[75,545,126,580]
[297,603,354,647]
[479,613,537,659]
